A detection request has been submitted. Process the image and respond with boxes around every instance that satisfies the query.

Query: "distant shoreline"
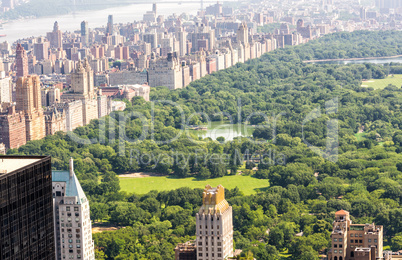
[303,54,402,63]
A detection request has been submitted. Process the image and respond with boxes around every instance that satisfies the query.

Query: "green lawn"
[362,74,402,89]
[119,175,269,195]
[355,132,366,141]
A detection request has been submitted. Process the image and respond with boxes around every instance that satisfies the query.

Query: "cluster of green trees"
[8,30,402,259]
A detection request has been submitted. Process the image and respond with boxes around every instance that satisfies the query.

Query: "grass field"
[362,74,402,89]
[119,175,269,195]
[355,132,366,141]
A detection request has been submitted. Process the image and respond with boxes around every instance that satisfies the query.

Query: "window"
[198,247,202,251]
[368,239,372,242]
[339,250,343,254]
[339,238,343,242]
[339,244,342,248]
[198,242,202,246]
[217,242,221,246]
[218,248,222,252]
[74,207,78,211]
[217,225,220,229]
[334,244,338,248]
[334,250,337,253]
[76,240,80,243]
[198,253,202,257]
[218,254,222,257]
[359,234,362,237]
[350,234,354,237]
[374,239,377,243]
[334,238,338,242]
[359,240,362,243]
[66,207,70,211]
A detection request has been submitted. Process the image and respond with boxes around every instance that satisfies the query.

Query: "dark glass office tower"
[0,156,55,260]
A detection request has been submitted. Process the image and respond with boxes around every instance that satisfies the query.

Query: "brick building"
[328,210,383,260]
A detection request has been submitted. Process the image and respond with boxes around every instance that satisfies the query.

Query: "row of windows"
[350,233,363,237]
[198,247,222,252]
[199,225,220,229]
[198,253,222,258]
[66,207,79,211]
[333,238,343,242]
[199,231,220,235]
[333,249,343,254]
[198,241,222,246]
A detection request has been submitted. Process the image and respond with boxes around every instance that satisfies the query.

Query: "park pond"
[188,121,255,141]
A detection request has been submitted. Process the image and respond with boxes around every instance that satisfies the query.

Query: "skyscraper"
[236,22,249,46]
[0,155,55,260]
[81,21,89,46]
[16,75,46,142]
[195,185,233,260]
[106,15,113,35]
[52,158,95,260]
[47,21,63,49]
[15,43,28,78]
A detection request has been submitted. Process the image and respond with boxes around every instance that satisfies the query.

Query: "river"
[1,0,203,43]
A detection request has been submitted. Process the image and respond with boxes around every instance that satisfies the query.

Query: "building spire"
[69,157,74,177]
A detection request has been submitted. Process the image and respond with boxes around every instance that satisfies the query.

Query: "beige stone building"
[328,210,383,260]
[52,158,95,260]
[195,185,234,260]
[148,52,183,90]
[16,75,46,142]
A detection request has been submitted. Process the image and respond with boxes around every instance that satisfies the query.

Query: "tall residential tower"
[195,185,233,260]
[52,158,95,260]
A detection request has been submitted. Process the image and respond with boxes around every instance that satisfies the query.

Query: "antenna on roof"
[69,157,74,177]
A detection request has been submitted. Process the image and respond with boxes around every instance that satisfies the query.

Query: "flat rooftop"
[0,157,42,174]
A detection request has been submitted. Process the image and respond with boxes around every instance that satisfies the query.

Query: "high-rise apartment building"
[52,158,95,260]
[195,185,234,260]
[16,75,46,142]
[0,156,55,260]
[16,43,29,78]
[328,210,383,260]
[34,41,50,61]
[106,15,114,35]
[47,21,63,49]
[0,71,11,103]
[81,21,89,46]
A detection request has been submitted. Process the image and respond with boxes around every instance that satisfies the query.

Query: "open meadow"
[362,74,402,89]
[119,174,269,195]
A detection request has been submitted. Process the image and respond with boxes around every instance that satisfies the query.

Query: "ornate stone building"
[52,158,95,260]
[0,106,26,149]
[16,75,46,142]
[195,185,234,260]
[328,210,383,260]
[44,107,66,136]
[61,59,98,129]
[15,43,28,78]
[148,52,183,90]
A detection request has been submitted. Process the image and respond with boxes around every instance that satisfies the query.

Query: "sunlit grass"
[119,174,269,195]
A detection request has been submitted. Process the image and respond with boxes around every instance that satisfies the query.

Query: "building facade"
[0,156,55,260]
[328,210,383,260]
[195,185,234,260]
[52,158,95,260]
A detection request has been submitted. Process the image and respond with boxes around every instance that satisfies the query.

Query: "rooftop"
[52,170,87,204]
[0,157,41,174]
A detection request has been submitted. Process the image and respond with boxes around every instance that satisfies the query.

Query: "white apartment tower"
[196,185,234,260]
[52,158,95,260]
